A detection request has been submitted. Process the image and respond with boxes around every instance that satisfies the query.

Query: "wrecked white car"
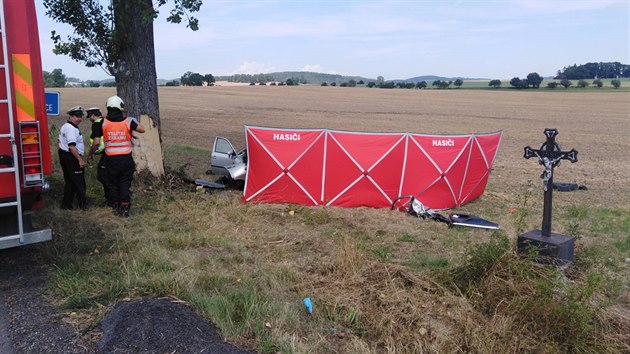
[204,136,247,188]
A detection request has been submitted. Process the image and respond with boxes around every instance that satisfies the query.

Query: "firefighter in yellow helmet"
[85,107,111,206]
[90,96,145,217]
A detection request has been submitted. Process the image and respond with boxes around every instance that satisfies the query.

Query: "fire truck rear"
[0,0,53,249]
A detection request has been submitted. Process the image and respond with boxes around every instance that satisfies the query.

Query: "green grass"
[33,146,630,353]
[397,232,416,242]
[405,250,449,270]
[163,144,210,177]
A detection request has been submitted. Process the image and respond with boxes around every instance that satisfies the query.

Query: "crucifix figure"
[523,128,578,237]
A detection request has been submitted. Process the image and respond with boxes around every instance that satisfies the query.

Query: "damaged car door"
[208,136,247,182]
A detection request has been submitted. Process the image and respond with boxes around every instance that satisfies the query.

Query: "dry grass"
[44,86,630,353]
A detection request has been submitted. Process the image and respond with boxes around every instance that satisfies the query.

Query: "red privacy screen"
[243,126,502,210]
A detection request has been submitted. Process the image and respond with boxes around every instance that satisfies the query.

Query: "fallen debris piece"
[552,182,588,192]
[303,297,313,314]
[392,196,499,230]
[194,178,226,190]
[449,213,499,230]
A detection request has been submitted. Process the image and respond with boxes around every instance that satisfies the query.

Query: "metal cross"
[524,128,578,237]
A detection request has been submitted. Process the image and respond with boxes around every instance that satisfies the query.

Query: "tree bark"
[112,0,164,177]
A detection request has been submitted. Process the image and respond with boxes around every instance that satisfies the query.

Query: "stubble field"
[58,85,630,208]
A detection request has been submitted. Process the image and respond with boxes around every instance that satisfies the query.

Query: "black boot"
[112,202,120,216]
[118,202,130,217]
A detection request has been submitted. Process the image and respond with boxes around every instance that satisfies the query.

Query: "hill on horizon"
[401,75,489,83]
[211,72,489,85]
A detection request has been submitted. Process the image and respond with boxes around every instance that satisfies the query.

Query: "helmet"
[106,96,125,111]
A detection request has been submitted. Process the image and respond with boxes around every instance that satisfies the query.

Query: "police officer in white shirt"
[58,106,87,209]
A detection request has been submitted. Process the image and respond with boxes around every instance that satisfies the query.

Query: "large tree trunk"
[112,0,164,177]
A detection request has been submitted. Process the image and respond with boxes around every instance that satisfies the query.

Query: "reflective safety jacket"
[89,117,105,154]
[102,118,132,156]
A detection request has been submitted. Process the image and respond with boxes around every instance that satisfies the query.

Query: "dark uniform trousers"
[96,154,111,205]
[103,154,135,204]
[58,149,86,209]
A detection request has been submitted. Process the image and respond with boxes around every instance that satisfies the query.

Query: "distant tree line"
[217,71,369,85]
[43,61,627,90]
[43,69,66,87]
[175,71,215,86]
[555,62,629,80]
[505,72,622,90]
[43,68,116,88]
[508,72,544,89]
[228,73,275,84]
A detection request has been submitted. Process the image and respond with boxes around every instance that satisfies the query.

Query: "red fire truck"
[0,0,53,249]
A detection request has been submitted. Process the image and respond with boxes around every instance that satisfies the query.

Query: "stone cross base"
[517,230,575,267]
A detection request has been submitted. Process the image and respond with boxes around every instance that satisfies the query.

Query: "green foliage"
[560,79,573,89]
[180,71,211,86]
[43,68,67,88]
[488,79,501,88]
[406,251,449,270]
[486,257,606,352]
[156,0,202,30]
[44,0,114,71]
[547,81,559,89]
[513,185,533,235]
[509,77,529,89]
[526,72,543,88]
[614,236,630,252]
[52,260,127,309]
[44,0,202,75]
[397,233,416,243]
[453,78,464,88]
[372,246,393,261]
[432,80,452,89]
[226,73,274,83]
[206,285,268,330]
[378,81,395,89]
[577,79,590,88]
[556,62,629,80]
[447,232,510,293]
[592,78,603,87]
[299,207,333,226]
[416,81,427,89]
[611,79,621,88]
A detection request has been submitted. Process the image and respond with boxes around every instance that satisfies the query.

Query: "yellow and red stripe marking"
[12,54,35,121]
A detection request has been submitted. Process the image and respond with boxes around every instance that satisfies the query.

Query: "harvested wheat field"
[44,86,629,353]
[57,86,630,207]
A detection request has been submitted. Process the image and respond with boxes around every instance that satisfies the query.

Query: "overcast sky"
[35,0,629,81]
